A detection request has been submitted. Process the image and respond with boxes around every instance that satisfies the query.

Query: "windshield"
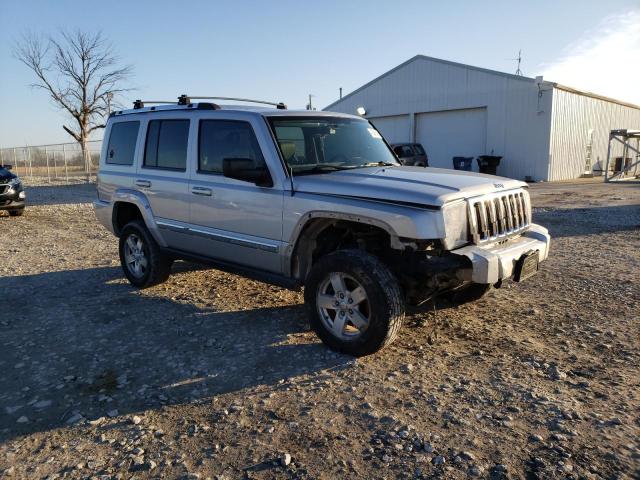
[269,117,399,175]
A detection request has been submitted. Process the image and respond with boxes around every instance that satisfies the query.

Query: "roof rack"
[130,95,287,111]
[184,95,287,109]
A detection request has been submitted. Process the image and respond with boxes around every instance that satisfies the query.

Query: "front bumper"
[451,223,550,284]
[0,187,26,210]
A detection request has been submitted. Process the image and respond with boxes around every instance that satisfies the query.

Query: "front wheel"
[304,250,405,356]
[118,220,173,288]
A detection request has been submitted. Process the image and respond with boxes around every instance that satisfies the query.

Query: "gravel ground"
[0,179,638,480]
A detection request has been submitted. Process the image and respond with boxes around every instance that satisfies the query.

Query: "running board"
[162,247,302,291]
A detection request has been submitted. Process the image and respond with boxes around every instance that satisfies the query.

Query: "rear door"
[186,114,285,273]
[136,116,192,248]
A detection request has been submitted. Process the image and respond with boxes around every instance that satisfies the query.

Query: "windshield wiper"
[294,165,354,175]
[354,161,396,168]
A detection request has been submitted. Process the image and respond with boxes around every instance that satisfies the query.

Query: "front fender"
[111,189,168,247]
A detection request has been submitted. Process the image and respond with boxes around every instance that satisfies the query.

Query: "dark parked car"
[391,143,428,167]
[0,165,25,216]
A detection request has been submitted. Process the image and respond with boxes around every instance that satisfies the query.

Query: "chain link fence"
[0,140,102,185]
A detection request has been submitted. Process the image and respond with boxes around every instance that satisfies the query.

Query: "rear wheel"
[8,209,24,217]
[304,250,405,356]
[119,220,173,288]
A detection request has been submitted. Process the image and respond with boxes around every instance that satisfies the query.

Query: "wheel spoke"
[349,286,367,306]
[330,273,347,295]
[332,313,346,335]
[138,256,148,269]
[317,294,337,310]
[126,236,137,252]
[349,309,368,330]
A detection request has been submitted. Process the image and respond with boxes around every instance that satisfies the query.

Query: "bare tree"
[14,31,132,177]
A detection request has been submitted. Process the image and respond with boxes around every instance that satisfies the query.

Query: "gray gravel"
[0,179,639,479]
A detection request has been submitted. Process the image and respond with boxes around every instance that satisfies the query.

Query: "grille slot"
[0,185,9,195]
[468,190,531,244]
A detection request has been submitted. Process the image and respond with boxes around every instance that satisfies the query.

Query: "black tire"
[304,249,405,356]
[118,220,173,288]
[446,283,492,304]
[8,209,24,217]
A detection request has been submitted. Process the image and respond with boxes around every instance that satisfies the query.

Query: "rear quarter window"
[106,121,140,165]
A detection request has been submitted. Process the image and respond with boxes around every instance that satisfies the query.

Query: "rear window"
[144,120,189,170]
[413,144,426,155]
[106,121,139,165]
[395,145,414,157]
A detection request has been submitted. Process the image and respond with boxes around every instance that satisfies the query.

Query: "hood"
[292,166,526,208]
[0,167,16,183]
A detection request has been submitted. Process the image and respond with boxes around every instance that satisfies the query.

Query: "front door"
[187,118,284,273]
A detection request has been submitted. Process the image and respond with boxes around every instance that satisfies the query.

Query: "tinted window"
[413,144,426,155]
[199,120,265,174]
[106,121,139,165]
[144,120,189,170]
[396,145,413,157]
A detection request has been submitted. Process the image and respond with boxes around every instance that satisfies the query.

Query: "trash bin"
[477,155,502,175]
[452,156,473,171]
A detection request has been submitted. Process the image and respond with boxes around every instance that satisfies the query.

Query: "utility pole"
[106,91,114,116]
[339,87,343,99]
[306,94,315,111]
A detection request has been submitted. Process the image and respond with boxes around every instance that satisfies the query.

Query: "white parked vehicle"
[94,95,550,356]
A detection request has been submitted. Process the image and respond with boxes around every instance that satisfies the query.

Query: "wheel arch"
[286,211,405,281]
[110,189,167,247]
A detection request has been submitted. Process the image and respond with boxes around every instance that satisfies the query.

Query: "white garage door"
[416,108,487,170]
[370,115,410,144]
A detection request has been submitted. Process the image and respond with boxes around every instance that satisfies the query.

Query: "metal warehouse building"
[325,55,640,181]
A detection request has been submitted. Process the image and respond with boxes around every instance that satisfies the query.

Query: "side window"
[414,144,426,155]
[106,121,140,165]
[144,119,189,170]
[198,120,265,174]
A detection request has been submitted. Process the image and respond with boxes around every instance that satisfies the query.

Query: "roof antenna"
[514,49,523,76]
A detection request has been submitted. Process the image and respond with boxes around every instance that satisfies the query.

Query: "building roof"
[552,83,640,111]
[325,54,640,112]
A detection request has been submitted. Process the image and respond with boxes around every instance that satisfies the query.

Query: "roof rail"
[132,95,286,110]
[133,99,176,109]
[188,96,287,109]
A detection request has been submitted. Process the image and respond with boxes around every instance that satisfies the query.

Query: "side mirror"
[222,158,273,188]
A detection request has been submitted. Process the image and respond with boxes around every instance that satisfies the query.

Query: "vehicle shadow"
[0,266,351,442]
[533,204,640,238]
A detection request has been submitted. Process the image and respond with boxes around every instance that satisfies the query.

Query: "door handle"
[191,186,213,196]
[135,179,151,188]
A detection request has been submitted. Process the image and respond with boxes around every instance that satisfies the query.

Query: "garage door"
[415,108,487,170]
[370,115,410,144]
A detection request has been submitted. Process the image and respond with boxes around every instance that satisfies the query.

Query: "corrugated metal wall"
[548,88,640,181]
[326,56,553,181]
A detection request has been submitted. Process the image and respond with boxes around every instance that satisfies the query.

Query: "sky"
[1,0,639,147]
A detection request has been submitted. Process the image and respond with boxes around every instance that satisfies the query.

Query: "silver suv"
[94,95,550,356]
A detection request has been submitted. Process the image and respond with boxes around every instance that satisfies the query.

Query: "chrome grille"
[468,190,531,244]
